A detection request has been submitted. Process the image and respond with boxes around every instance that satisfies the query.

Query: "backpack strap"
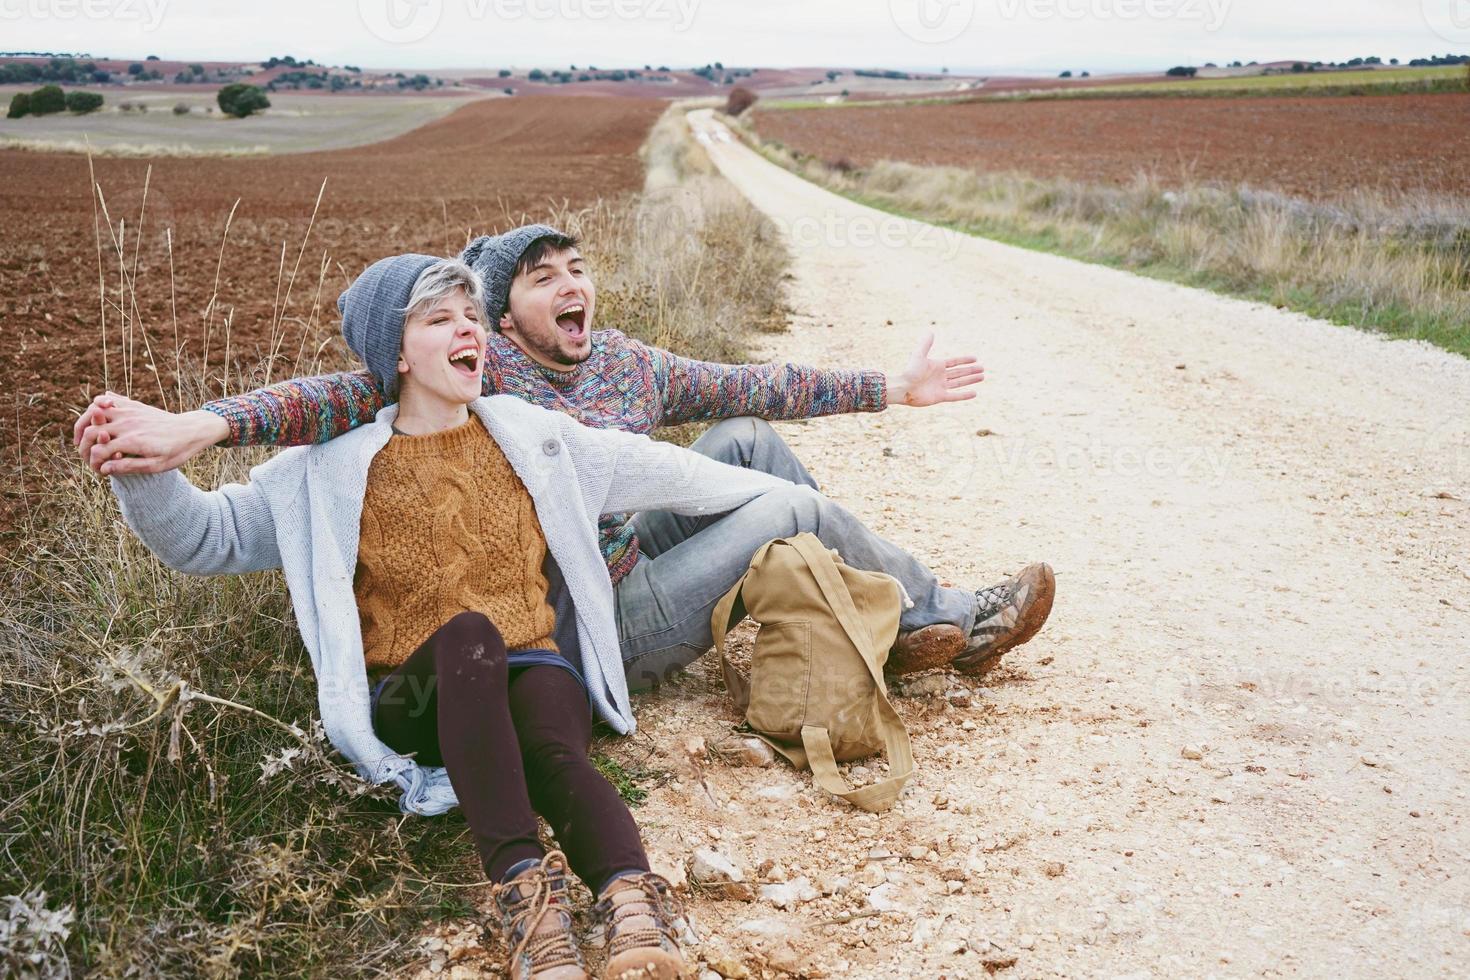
[784,533,879,661]
[802,720,912,812]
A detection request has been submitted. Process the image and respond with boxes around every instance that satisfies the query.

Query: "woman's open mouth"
[554,303,588,342]
[448,345,480,378]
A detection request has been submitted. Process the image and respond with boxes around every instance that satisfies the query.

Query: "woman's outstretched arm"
[111,469,283,576]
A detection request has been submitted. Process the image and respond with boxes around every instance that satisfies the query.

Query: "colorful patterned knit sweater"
[203,328,887,583]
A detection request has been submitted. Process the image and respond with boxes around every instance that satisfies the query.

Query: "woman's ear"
[398,353,409,377]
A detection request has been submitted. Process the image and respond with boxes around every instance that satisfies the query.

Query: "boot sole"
[956,563,1055,678]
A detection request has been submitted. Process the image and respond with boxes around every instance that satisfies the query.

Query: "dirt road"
[617,110,1470,978]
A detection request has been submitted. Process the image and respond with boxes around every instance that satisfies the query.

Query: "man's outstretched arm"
[202,369,387,446]
[650,331,984,426]
[74,369,388,475]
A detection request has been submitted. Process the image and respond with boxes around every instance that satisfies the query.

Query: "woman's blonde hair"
[402,258,487,324]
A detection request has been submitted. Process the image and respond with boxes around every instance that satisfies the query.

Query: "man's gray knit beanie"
[338,253,441,397]
[459,223,563,324]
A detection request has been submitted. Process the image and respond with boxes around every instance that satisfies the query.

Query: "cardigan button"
[542,439,560,456]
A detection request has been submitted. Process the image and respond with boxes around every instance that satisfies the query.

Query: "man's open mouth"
[554,303,588,341]
[448,345,479,377]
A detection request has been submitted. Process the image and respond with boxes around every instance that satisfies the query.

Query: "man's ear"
[498,311,514,333]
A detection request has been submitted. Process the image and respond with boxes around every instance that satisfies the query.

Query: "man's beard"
[509,312,592,368]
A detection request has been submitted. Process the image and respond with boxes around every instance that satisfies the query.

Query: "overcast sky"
[5,0,1466,74]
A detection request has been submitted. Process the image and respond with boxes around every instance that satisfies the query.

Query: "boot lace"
[595,871,684,959]
[491,850,585,975]
[974,581,1015,622]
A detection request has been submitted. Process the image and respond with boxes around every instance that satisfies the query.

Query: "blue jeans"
[616,417,975,692]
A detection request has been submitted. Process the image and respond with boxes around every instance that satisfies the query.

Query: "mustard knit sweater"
[354,416,557,680]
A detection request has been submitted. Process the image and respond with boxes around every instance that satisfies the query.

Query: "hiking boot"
[886,624,966,675]
[491,850,589,980]
[952,563,1055,678]
[594,871,688,979]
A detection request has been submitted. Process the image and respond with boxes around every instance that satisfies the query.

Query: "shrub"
[65,90,103,113]
[503,87,514,95]
[1166,65,1198,77]
[28,84,66,115]
[216,82,270,118]
[498,68,511,77]
[7,91,30,118]
[724,85,757,116]
[1059,70,1073,78]
[127,62,144,75]
[173,101,190,115]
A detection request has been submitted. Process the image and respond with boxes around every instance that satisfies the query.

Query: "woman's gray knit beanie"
[337,253,441,397]
[459,223,563,324]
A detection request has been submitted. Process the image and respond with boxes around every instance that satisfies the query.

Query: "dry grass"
[985,64,1468,101]
[736,116,1470,356]
[0,136,272,157]
[0,106,786,977]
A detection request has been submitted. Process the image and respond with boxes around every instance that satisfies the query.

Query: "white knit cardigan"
[112,395,789,815]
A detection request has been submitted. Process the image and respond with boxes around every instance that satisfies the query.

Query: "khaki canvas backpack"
[710,533,915,812]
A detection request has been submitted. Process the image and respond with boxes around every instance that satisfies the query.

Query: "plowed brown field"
[755,94,1470,199]
[1,95,661,501]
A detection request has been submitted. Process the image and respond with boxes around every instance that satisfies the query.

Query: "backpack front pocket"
[744,620,813,743]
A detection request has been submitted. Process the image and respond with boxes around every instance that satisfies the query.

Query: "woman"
[107,254,789,979]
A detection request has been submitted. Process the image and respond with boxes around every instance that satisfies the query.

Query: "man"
[76,224,1055,690]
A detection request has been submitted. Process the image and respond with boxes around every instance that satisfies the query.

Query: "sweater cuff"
[201,401,245,447]
[860,370,888,412]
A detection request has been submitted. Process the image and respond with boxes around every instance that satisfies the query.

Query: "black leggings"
[370,611,649,890]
